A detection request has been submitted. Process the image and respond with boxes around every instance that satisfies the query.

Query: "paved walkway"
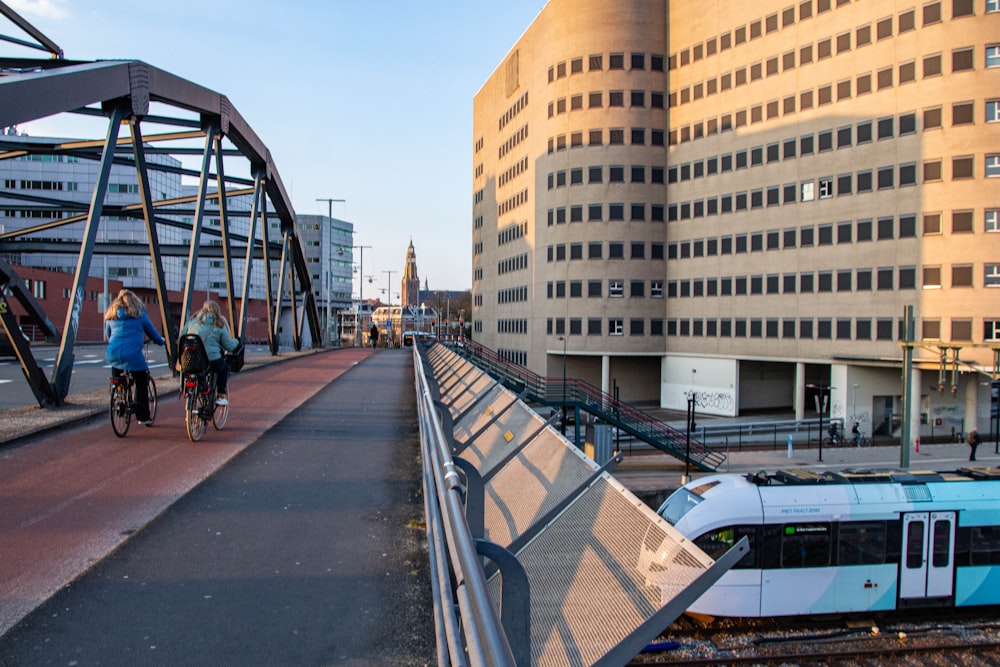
[0,349,434,666]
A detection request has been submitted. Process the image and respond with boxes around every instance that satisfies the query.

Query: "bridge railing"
[415,341,748,667]
[412,342,518,666]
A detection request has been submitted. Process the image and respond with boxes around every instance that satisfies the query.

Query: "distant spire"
[402,239,420,307]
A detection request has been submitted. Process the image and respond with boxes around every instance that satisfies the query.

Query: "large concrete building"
[472,0,1000,439]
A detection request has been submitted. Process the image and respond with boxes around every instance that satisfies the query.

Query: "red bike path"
[0,347,376,637]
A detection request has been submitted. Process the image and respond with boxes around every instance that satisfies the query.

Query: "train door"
[899,512,956,600]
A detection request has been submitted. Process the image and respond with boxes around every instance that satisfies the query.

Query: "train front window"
[694,525,758,568]
[657,481,718,525]
[780,523,831,567]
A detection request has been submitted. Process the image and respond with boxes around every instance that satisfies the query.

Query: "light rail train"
[656,467,1000,617]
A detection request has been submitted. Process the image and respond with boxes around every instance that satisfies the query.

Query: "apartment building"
[472,0,1000,437]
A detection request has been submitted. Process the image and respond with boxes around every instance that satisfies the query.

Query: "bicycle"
[177,334,229,442]
[109,369,158,438]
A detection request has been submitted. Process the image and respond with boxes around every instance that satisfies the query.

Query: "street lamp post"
[340,244,371,346]
[316,197,345,347]
[808,383,832,462]
[382,270,395,347]
[558,336,567,436]
[685,392,697,484]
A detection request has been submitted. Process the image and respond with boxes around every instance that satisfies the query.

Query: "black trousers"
[210,357,229,395]
[112,367,151,422]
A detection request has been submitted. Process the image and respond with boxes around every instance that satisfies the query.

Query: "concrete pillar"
[965,371,979,434]
[794,362,805,421]
[601,355,610,396]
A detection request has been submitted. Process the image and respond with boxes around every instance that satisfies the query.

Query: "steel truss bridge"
[0,7,323,407]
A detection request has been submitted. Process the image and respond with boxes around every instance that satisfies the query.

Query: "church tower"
[401,239,420,308]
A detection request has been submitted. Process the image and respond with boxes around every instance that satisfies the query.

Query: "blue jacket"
[181,312,239,361]
[105,308,165,371]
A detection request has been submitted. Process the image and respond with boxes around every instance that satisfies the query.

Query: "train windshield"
[657,481,719,526]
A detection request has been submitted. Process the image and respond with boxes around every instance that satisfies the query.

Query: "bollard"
[915,437,920,453]
[787,435,793,458]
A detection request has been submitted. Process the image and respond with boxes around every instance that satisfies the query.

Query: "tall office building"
[472,0,999,436]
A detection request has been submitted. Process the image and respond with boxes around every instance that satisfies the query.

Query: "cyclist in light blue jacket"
[181,300,239,405]
[105,289,165,424]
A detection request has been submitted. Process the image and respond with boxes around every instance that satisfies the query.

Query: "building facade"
[472,0,1000,437]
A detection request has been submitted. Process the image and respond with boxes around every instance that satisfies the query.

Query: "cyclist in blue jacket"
[105,289,165,425]
[181,300,239,405]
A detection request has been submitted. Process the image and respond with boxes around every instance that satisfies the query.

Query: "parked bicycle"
[109,368,158,438]
[177,333,229,442]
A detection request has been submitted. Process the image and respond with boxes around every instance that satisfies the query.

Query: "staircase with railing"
[446,337,725,472]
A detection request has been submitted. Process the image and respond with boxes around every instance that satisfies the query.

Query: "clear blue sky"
[5,0,547,292]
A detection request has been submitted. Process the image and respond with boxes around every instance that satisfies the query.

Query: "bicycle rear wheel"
[110,382,131,437]
[146,375,158,424]
[185,392,206,442]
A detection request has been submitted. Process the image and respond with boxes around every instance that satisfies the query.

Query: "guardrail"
[413,343,518,666]
[414,341,749,667]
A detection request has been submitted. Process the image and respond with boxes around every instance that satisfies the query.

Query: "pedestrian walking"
[370,324,379,349]
[967,427,981,461]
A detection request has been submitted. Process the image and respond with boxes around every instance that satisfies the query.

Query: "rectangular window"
[986,209,1000,232]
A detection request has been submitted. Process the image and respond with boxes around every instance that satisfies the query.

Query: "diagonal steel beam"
[130,116,176,363]
[178,123,220,332]
[51,102,128,401]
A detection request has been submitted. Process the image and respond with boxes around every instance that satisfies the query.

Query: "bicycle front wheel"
[213,398,229,430]
[185,393,206,442]
[110,383,131,437]
[146,376,158,425]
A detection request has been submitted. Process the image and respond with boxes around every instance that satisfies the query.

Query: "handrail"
[450,337,725,471]
[412,343,517,667]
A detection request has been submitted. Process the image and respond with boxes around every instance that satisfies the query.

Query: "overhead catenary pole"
[900,304,915,468]
[316,198,345,347]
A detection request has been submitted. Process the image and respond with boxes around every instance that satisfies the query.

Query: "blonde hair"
[196,300,230,331]
[104,289,143,320]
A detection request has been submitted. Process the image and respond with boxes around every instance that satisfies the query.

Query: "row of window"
[669,0,993,74]
[548,202,666,224]
[669,106,999,185]
[537,315,1000,343]
[670,32,997,112]
[667,157,1000,223]
[497,221,528,247]
[546,51,665,84]
[545,279,664,300]
[669,49,1000,146]
[667,212,1000,261]
[547,126,666,153]
[497,91,528,132]
[547,89,665,117]
[545,241,664,262]
[696,518,1000,571]
[661,317,1000,342]
[497,348,527,367]
[666,264,1000,298]
[548,164,665,189]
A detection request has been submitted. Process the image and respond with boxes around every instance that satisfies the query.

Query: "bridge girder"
[0,55,323,405]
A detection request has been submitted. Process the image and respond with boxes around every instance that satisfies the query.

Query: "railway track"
[628,608,1000,666]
